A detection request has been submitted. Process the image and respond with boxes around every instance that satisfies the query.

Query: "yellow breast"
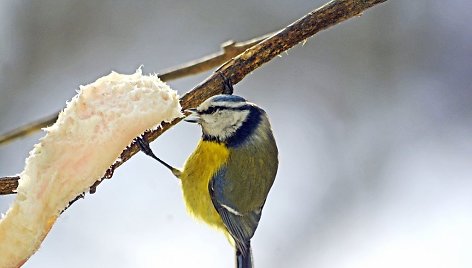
[180,140,229,231]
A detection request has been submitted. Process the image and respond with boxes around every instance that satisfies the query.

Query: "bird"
[137,85,278,268]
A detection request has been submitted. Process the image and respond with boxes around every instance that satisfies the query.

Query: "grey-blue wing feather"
[209,120,278,254]
[205,106,278,268]
[209,167,261,249]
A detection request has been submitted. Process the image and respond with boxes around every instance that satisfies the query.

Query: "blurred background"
[1,0,471,267]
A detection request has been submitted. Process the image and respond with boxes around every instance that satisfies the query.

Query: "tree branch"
[0,115,59,146]
[0,35,271,146]
[0,177,18,196]
[0,0,388,200]
[158,34,273,81]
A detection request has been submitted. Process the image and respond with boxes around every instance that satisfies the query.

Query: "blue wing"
[209,167,262,253]
[209,128,278,254]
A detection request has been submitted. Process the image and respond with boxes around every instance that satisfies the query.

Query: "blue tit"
[138,94,278,268]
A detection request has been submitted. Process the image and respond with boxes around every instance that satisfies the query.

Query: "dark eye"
[203,106,220,114]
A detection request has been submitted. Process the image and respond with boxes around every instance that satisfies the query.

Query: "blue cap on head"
[209,95,246,103]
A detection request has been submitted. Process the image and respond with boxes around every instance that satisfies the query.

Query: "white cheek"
[200,114,224,136]
[200,110,249,140]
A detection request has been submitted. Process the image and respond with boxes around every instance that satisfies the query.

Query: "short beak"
[184,108,200,123]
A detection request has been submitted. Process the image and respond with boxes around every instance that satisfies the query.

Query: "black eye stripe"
[202,105,264,147]
[201,106,219,114]
[200,105,250,114]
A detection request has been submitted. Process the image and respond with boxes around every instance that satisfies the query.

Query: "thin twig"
[0,35,271,146]
[158,34,273,81]
[0,0,388,200]
[0,114,59,146]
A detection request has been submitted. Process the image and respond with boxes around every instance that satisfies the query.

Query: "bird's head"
[185,95,266,146]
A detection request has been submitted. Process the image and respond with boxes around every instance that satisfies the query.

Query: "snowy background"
[1,0,471,267]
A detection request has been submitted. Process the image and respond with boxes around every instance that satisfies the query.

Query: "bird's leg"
[136,136,181,178]
[219,73,234,95]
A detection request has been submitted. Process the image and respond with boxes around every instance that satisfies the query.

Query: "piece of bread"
[0,69,182,267]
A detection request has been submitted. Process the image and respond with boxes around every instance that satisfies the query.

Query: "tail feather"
[235,240,253,268]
